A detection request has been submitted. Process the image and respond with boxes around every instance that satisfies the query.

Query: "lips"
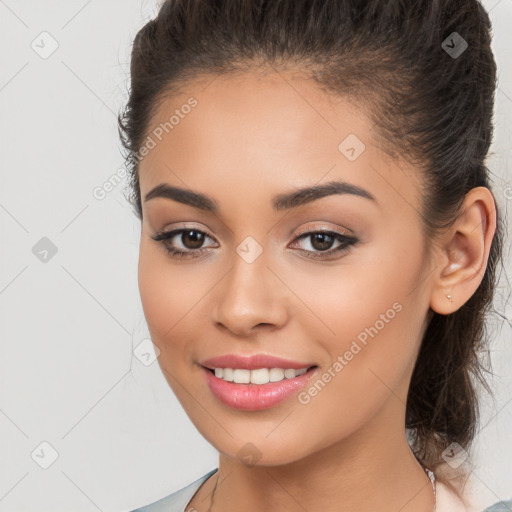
[202,364,320,410]
[199,354,320,410]
[200,353,316,370]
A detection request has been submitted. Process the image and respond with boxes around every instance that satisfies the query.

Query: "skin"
[136,68,497,512]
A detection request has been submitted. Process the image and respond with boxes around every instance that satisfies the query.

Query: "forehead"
[145,69,372,161]
[138,70,423,214]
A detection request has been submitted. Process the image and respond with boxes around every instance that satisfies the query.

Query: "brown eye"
[151,228,217,259]
[151,227,358,262]
[290,230,359,261]
[308,232,336,251]
[180,230,206,249]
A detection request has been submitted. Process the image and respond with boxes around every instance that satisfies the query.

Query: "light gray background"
[0,1,510,511]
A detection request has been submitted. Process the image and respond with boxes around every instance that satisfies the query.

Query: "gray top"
[130,468,218,512]
[129,468,511,512]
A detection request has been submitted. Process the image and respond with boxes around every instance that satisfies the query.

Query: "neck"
[207,402,434,512]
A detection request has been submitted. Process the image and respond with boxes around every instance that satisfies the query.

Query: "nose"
[212,248,289,337]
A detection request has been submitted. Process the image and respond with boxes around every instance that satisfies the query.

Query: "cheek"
[138,248,171,337]
[290,246,418,342]
[292,301,420,452]
[293,240,426,406]
[137,245,201,403]
[137,240,222,370]
[137,241,192,351]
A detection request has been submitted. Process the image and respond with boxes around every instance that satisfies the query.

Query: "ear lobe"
[429,187,497,316]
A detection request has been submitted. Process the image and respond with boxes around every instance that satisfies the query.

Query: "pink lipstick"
[199,353,318,410]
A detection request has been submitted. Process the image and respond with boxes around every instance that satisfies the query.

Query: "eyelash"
[151,227,359,261]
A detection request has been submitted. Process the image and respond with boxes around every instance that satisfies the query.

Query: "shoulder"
[128,468,219,512]
[436,480,512,512]
[481,500,512,511]
[435,479,468,511]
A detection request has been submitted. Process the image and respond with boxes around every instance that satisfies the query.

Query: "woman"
[118,0,510,510]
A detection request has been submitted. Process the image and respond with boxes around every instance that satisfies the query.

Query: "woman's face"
[137,70,434,465]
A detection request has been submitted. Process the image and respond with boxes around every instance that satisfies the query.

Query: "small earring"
[446,294,453,302]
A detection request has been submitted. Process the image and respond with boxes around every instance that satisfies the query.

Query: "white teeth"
[283,368,300,379]
[233,368,250,384]
[247,368,268,384]
[213,367,309,384]
[220,368,234,381]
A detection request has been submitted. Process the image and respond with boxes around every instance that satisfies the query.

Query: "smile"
[201,365,319,410]
[210,367,310,384]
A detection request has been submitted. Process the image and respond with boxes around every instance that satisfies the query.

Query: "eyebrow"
[143,179,377,212]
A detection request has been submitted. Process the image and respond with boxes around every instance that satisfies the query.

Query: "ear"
[429,186,497,315]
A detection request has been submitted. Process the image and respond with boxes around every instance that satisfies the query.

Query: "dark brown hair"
[118,0,505,494]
